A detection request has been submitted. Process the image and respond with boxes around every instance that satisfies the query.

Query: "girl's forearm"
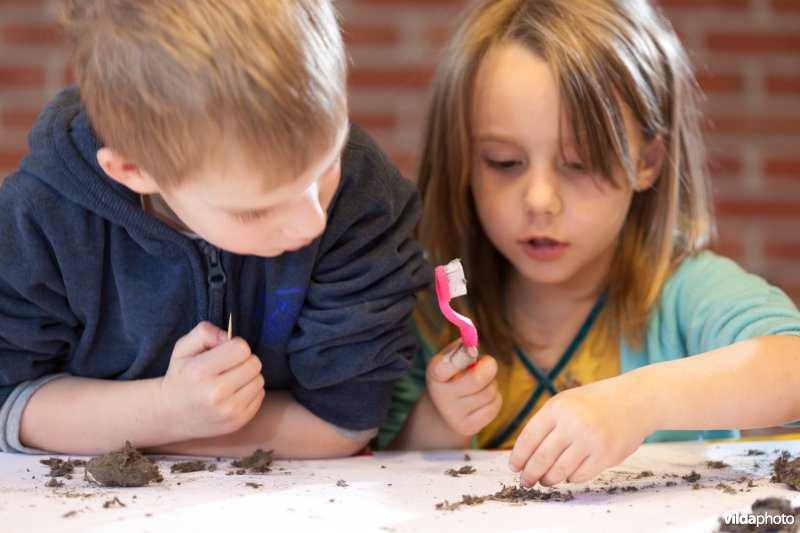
[629,334,800,432]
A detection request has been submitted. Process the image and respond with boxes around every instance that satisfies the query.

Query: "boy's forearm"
[19,376,171,455]
[147,391,368,459]
[386,392,471,450]
[629,334,800,432]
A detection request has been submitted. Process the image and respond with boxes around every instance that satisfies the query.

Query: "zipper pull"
[202,242,227,287]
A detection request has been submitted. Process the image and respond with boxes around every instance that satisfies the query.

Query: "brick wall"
[1,0,798,304]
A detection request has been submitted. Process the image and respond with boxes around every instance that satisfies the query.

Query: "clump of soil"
[231,449,273,474]
[772,452,800,491]
[84,441,163,487]
[436,484,573,511]
[40,458,86,479]
[170,461,211,474]
[336,479,348,487]
[718,497,800,532]
[746,449,766,456]
[683,471,701,483]
[708,461,730,469]
[445,465,476,477]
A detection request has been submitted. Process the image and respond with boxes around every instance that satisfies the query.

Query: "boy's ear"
[635,135,665,192]
[96,147,160,194]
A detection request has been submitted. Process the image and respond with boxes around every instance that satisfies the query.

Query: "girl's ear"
[635,135,665,192]
[96,147,160,194]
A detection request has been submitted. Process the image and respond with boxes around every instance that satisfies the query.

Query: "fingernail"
[218,331,229,342]
[449,344,478,371]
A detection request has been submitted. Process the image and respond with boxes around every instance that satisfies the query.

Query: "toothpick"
[227,313,233,341]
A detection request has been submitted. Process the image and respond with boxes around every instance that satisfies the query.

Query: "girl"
[378,0,800,488]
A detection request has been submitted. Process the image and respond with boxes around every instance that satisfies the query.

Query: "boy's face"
[156,125,348,257]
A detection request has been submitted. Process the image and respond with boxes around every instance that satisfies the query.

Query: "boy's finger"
[194,338,253,376]
[172,321,228,360]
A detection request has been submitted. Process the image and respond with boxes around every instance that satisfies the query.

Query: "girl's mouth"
[520,237,568,261]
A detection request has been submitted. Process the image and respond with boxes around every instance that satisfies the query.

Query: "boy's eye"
[234,210,267,223]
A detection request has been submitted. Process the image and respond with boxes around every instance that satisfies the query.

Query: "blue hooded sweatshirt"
[0,87,432,452]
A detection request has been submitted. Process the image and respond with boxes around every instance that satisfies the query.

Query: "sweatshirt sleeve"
[285,125,433,432]
[0,177,82,436]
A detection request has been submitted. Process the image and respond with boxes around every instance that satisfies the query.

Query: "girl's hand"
[508,374,651,487]
[159,321,265,440]
[426,341,502,436]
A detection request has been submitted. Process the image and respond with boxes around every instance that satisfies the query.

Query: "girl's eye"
[485,158,520,171]
[564,161,587,173]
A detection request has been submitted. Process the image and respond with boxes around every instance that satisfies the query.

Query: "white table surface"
[2,439,799,533]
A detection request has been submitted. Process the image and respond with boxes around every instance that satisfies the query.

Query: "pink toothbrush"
[435,259,478,368]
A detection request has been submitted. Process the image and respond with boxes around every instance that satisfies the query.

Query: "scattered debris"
[746,449,766,456]
[40,458,85,479]
[707,461,730,469]
[716,483,737,495]
[45,478,64,488]
[336,479,348,487]
[245,482,262,489]
[445,465,476,477]
[772,452,800,491]
[231,449,273,474]
[682,471,701,483]
[103,496,125,508]
[84,441,163,487]
[436,484,573,511]
[170,461,210,474]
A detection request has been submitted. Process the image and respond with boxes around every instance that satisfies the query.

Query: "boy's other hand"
[426,340,502,437]
[159,321,265,441]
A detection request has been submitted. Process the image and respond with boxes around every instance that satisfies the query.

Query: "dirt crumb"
[40,458,85,478]
[170,461,209,474]
[231,449,273,474]
[436,484,573,510]
[772,452,800,491]
[682,471,701,483]
[84,441,163,487]
[445,465,476,477]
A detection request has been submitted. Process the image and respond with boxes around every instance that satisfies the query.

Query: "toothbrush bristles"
[443,259,468,298]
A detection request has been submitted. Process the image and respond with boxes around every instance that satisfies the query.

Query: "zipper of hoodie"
[199,240,227,328]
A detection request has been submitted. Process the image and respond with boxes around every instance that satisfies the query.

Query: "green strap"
[485,295,606,449]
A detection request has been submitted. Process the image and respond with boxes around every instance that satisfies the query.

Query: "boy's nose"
[523,168,562,217]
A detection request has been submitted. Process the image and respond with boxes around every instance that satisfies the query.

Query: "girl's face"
[470,42,654,292]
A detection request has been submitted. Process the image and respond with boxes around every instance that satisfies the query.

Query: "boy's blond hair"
[60,0,347,186]
[416,0,714,357]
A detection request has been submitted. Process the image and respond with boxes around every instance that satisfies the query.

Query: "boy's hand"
[508,375,650,487]
[159,321,265,441]
[426,341,502,436]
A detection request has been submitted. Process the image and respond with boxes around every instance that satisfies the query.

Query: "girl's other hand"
[426,340,502,436]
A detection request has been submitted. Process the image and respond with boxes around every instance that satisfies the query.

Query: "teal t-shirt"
[379,251,800,448]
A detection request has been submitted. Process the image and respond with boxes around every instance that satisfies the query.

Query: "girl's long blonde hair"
[416,0,714,358]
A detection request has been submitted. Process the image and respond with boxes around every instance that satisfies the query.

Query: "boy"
[0,0,431,458]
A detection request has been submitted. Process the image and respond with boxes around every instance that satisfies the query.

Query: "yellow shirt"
[477,324,619,449]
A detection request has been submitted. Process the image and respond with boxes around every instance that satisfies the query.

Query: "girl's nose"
[523,167,562,217]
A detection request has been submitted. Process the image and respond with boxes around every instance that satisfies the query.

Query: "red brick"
[765,243,800,259]
[716,200,800,218]
[1,23,62,46]
[659,0,748,8]
[1,108,40,130]
[0,66,45,87]
[349,112,397,131]
[709,116,800,136]
[765,74,800,94]
[342,25,401,47]
[350,67,434,88]
[709,155,742,176]
[0,149,27,170]
[696,72,743,93]
[772,0,800,11]
[710,241,743,261]
[764,157,800,177]
[707,32,800,54]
